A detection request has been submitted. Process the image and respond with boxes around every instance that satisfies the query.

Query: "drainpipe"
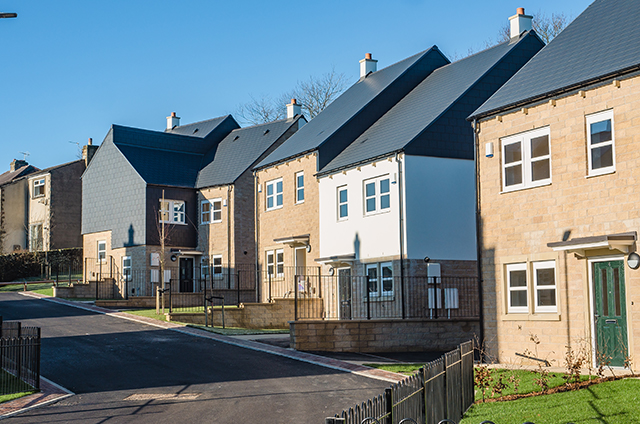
[227,185,232,290]
[254,170,260,301]
[396,152,406,319]
[473,118,486,360]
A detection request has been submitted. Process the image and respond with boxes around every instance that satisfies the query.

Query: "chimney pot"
[88,137,93,146]
[171,112,176,117]
[359,53,378,78]
[291,98,297,104]
[509,7,532,38]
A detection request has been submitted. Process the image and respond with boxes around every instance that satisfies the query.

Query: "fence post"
[294,274,298,321]
[384,387,393,424]
[366,275,371,320]
[433,276,438,320]
[237,271,241,306]
[169,280,173,314]
[35,327,41,390]
[268,272,272,302]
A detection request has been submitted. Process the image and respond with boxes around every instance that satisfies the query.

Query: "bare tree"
[236,67,349,125]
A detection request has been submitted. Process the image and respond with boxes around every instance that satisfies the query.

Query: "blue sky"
[1,0,593,171]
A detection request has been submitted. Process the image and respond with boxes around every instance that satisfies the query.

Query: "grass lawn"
[461,378,640,424]
[0,282,54,297]
[363,363,425,375]
[0,391,36,404]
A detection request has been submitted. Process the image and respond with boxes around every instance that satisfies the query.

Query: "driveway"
[0,292,390,423]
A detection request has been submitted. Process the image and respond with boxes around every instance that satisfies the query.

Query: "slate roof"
[0,164,40,186]
[196,117,302,188]
[255,46,449,169]
[471,0,640,118]
[319,32,543,174]
[27,159,84,177]
[165,115,232,138]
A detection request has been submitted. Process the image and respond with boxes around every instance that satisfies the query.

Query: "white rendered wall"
[319,158,402,261]
[404,155,476,260]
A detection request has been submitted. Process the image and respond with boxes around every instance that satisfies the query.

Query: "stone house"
[0,159,39,254]
[82,112,302,297]
[468,0,640,371]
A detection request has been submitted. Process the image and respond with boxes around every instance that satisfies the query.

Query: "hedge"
[0,248,82,282]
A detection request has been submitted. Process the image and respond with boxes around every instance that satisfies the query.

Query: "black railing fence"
[0,318,41,395]
[327,341,474,424]
[293,275,478,321]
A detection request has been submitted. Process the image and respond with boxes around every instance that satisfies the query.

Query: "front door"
[593,260,628,367]
[338,268,352,320]
[179,257,194,292]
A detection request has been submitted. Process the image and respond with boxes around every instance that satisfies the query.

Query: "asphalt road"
[0,293,389,423]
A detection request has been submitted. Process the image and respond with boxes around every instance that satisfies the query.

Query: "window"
[501,127,551,192]
[266,178,283,210]
[201,258,209,280]
[32,179,45,198]
[337,186,348,219]
[97,240,106,262]
[159,199,186,224]
[122,257,132,282]
[201,199,222,224]
[364,176,391,215]
[586,110,615,176]
[295,172,304,204]
[365,262,393,296]
[212,255,223,278]
[506,263,527,313]
[266,249,284,277]
[533,261,557,313]
[29,224,43,251]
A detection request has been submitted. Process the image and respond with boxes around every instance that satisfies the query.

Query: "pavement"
[1,291,411,419]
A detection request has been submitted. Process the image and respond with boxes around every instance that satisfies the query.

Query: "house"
[468,0,640,370]
[253,48,451,303]
[315,27,544,321]
[81,111,302,298]
[0,150,90,255]
[0,159,39,254]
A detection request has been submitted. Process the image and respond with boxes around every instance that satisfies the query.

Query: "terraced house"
[469,0,640,371]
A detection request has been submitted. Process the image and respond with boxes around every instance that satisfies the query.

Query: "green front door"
[593,260,628,367]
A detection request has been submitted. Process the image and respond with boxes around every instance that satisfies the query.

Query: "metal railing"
[294,275,479,321]
[0,318,41,395]
[327,341,474,424]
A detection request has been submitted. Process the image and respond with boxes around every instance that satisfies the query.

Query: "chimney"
[509,7,533,38]
[82,137,98,167]
[10,159,27,172]
[359,53,378,78]
[166,112,180,130]
[286,98,302,119]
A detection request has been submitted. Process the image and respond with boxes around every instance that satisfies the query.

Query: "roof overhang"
[547,232,637,256]
[273,234,310,247]
[170,249,204,256]
[314,254,356,267]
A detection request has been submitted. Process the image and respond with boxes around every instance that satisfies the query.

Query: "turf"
[0,391,35,404]
[461,378,640,424]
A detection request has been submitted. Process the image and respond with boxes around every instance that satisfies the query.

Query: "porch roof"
[547,232,637,255]
[273,234,310,247]
[314,254,356,267]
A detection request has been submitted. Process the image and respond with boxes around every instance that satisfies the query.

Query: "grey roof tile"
[471,0,640,118]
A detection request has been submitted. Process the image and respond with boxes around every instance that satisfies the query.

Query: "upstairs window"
[501,127,551,192]
[337,186,348,220]
[201,199,222,224]
[364,175,391,215]
[159,199,186,224]
[266,178,283,211]
[295,172,304,204]
[587,110,615,176]
[33,178,45,198]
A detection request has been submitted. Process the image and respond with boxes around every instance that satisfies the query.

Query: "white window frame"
[363,175,391,215]
[266,178,283,211]
[501,127,551,192]
[32,178,45,198]
[29,223,43,251]
[533,260,557,313]
[200,200,211,224]
[201,199,222,224]
[365,262,393,297]
[295,172,304,204]
[337,186,348,220]
[586,110,615,177]
[506,263,528,313]
[159,199,186,224]
[201,257,209,280]
[266,249,284,277]
[122,256,132,282]
[97,240,107,263]
[212,255,223,278]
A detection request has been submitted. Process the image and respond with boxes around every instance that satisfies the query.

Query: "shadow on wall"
[124,224,135,247]
[353,232,360,261]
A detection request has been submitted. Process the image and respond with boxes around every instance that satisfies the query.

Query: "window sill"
[362,295,395,302]
[501,313,561,321]
[265,206,284,212]
[500,181,551,194]
[364,209,391,217]
[586,169,615,179]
